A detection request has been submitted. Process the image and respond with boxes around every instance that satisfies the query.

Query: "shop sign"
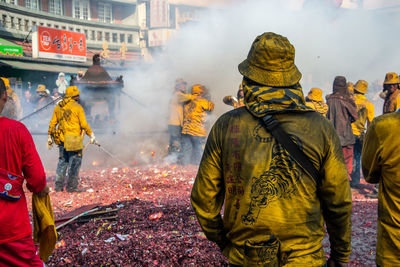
[0,45,23,56]
[32,26,86,62]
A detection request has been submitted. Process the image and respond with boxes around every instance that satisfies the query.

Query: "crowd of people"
[1,31,400,266]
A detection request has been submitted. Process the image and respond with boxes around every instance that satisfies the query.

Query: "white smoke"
[35,0,399,170]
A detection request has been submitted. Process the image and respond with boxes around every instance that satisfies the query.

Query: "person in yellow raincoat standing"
[362,110,400,267]
[191,32,352,267]
[0,77,22,120]
[380,72,400,114]
[180,84,214,165]
[350,80,374,188]
[305,87,328,116]
[167,79,196,161]
[48,86,96,192]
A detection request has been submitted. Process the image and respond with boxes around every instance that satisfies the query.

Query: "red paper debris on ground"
[24,164,378,266]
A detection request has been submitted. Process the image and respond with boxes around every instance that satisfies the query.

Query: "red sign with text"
[34,26,86,62]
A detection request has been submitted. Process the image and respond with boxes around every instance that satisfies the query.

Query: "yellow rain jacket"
[48,98,92,151]
[351,93,374,137]
[362,112,400,267]
[182,97,215,137]
[191,81,352,266]
[168,91,196,127]
[305,100,328,117]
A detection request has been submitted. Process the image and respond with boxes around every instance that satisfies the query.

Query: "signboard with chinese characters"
[32,26,86,62]
[150,0,168,28]
[148,29,176,47]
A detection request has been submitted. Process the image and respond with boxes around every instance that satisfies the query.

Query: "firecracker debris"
[25,165,378,266]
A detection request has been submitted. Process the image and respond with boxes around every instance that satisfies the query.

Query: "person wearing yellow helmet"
[48,86,96,193]
[350,80,374,188]
[166,78,196,162]
[381,72,400,114]
[191,32,351,267]
[305,87,328,116]
[180,84,214,165]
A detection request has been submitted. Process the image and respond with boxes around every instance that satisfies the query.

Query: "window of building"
[105,32,110,41]
[112,33,117,43]
[69,27,74,31]
[24,20,29,31]
[18,18,22,30]
[91,30,95,40]
[84,29,88,38]
[127,34,132,44]
[49,0,63,15]
[25,0,39,10]
[97,31,103,41]
[73,0,90,20]
[10,16,14,28]
[76,28,81,33]
[98,2,112,23]
[2,15,7,28]
[61,25,66,29]
[120,33,125,43]
[54,25,59,29]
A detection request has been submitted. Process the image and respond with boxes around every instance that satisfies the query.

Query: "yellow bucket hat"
[307,88,323,102]
[384,72,400,85]
[354,80,368,94]
[36,84,47,92]
[238,32,302,87]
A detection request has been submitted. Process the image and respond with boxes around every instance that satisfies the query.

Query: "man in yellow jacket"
[167,79,196,160]
[305,87,328,116]
[180,84,214,165]
[191,32,352,266]
[350,80,374,188]
[362,111,400,267]
[48,86,95,192]
[380,72,400,114]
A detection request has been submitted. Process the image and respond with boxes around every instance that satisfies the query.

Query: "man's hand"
[36,185,49,197]
[327,258,348,267]
[89,133,96,144]
[47,135,53,150]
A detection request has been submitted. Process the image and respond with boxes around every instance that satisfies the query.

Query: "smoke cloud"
[34,0,399,170]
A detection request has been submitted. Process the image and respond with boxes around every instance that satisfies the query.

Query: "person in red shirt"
[0,78,49,266]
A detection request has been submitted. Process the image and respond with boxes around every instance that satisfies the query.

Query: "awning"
[0,59,88,74]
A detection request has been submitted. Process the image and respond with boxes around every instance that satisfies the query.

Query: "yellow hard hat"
[65,86,80,98]
[354,80,368,94]
[191,84,204,95]
[383,72,400,85]
[307,88,323,102]
[36,84,47,92]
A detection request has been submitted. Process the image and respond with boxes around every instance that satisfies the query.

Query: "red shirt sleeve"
[19,125,46,193]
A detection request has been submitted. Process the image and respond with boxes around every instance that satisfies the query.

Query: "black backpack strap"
[260,115,320,184]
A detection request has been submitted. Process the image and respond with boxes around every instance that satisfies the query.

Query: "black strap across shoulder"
[260,115,320,184]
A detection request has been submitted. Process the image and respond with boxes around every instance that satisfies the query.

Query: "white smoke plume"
[36,0,399,170]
